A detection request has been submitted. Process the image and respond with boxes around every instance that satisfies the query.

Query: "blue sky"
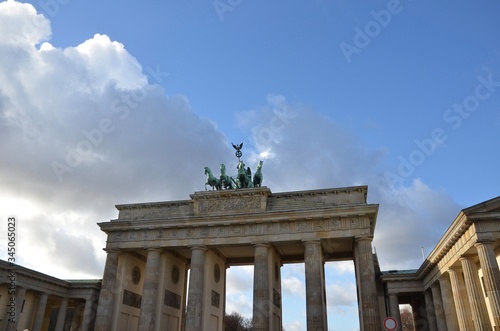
[1,1,499,330]
[38,0,500,203]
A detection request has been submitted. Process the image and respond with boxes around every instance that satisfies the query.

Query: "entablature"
[102,214,374,250]
[0,260,100,298]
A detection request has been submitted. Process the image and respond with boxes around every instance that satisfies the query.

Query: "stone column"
[69,301,84,330]
[186,245,206,331]
[181,264,189,331]
[388,293,401,331]
[138,248,162,331]
[460,256,493,331]
[424,290,438,331]
[94,248,121,331]
[448,268,474,331]
[0,287,9,331]
[430,283,447,331]
[475,241,500,327]
[437,276,459,331]
[253,243,270,331]
[32,292,48,331]
[7,286,26,331]
[81,298,95,331]
[304,240,327,331]
[54,296,68,331]
[410,297,427,331]
[410,298,428,331]
[354,236,381,331]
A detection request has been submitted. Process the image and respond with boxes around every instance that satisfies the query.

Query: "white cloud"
[225,293,253,318]
[373,179,460,270]
[282,276,305,298]
[0,1,231,278]
[225,266,254,317]
[327,261,355,276]
[284,320,304,331]
[73,33,147,90]
[226,266,253,294]
[0,0,51,47]
[281,264,306,301]
[326,282,357,308]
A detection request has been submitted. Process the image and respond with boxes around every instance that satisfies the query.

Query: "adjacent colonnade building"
[381,196,500,331]
[0,261,99,331]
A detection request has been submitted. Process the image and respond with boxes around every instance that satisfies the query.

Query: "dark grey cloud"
[0,3,231,278]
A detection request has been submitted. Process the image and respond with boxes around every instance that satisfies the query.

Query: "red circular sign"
[383,317,398,331]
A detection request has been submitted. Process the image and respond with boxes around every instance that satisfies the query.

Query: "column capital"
[430,282,440,290]
[475,239,495,247]
[302,239,321,247]
[459,254,477,262]
[475,233,495,243]
[252,242,270,248]
[144,247,163,253]
[447,267,462,274]
[354,235,373,243]
[189,245,207,252]
[437,275,450,283]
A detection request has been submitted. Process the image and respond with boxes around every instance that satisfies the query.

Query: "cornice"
[417,211,471,278]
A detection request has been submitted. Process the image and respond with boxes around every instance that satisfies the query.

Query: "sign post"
[383,317,398,331]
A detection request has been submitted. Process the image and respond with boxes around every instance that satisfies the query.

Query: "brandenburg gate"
[93,185,382,331]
